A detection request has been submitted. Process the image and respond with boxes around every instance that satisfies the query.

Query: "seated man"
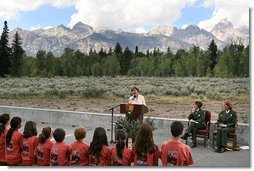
[214,101,237,153]
[180,101,206,148]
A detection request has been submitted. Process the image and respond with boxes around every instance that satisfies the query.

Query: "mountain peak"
[72,22,93,37]
[72,22,93,31]
[150,25,175,36]
[57,24,69,30]
[13,27,23,32]
[185,25,200,31]
[212,18,233,32]
[211,18,248,46]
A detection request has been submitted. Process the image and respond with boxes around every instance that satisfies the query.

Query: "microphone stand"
[107,104,120,144]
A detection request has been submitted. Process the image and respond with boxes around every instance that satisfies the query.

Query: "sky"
[0,0,250,33]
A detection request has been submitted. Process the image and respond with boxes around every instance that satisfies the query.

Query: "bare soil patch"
[0,95,249,123]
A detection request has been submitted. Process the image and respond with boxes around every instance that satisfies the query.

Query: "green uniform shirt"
[190,108,206,127]
[217,110,237,127]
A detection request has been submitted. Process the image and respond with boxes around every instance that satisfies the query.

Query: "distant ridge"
[9,18,249,56]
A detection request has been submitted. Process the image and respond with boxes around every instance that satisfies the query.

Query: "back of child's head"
[0,114,10,135]
[6,116,22,145]
[53,128,65,142]
[1,113,10,124]
[135,123,155,155]
[74,126,87,141]
[88,127,108,156]
[116,129,127,159]
[23,121,38,138]
[171,121,184,137]
[39,126,52,144]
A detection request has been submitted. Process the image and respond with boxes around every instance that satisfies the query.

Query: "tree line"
[0,21,249,78]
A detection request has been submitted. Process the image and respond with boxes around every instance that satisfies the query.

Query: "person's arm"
[141,95,146,106]
[216,111,223,125]
[128,96,134,104]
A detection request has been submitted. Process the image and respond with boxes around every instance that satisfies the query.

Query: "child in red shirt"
[50,128,69,166]
[5,117,23,166]
[0,114,10,164]
[111,129,133,166]
[21,121,39,166]
[88,127,111,166]
[160,121,194,166]
[69,126,89,166]
[132,123,160,166]
[37,126,53,166]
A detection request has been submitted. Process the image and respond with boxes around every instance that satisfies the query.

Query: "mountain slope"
[9,19,249,56]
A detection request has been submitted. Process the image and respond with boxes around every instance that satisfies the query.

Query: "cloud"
[135,27,148,33]
[29,25,53,30]
[0,0,76,20]
[69,0,197,33]
[198,0,249,31]
[181,24,189,29]
[0,0,248,34]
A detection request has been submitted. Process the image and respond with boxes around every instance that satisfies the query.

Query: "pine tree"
[208,39,218,71]
[120,47,132,75]
[135,46,138,54]
[10,31,25,77]
[35,50,46,76]
[0,21,11,77]
[45,51,54,77]
[114,42,123,55]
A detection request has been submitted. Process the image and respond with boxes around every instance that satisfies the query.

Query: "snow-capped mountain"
[211,18,249,46]
[9,18,249,56]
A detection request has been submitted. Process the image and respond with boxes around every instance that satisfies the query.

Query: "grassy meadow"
[0,76,249,123]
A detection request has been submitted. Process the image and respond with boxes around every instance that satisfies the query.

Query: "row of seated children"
[0,113,193,166]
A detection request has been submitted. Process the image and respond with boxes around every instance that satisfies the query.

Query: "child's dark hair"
[23,121,37,138]
[88,127,108,156]
[134,123,155,156]
[116,129,127,159]
[39,127,52,144]
[6,117,22,145]
[0,114,10,136]
[53,128,65,142]
[171,121,184,137]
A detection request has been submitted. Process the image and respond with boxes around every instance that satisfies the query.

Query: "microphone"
[131,95,136,101]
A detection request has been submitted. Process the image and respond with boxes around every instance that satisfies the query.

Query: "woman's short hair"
[195,101,203,108]
[131,86,139,92]
[224,101,232,110]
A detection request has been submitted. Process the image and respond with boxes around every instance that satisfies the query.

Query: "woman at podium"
[128,86,146,120]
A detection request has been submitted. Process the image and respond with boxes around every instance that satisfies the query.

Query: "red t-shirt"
[36,139,53,166]
[50,142,70,166]
[110,146,133,166]
[132,145,160,166]
[0,129,8,161]
[160,140,194,166]
[21,136,39,166]
[69,141,89,166]
[89,145,111,166]
[5,130,23,165]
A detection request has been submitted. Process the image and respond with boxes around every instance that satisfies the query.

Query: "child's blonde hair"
[74,126,87,141]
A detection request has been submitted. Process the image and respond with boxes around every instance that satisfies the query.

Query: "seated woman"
[214,101,237,153]
[180,101,206,148]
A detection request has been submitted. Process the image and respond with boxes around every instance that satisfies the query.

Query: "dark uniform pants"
[186,122,206,144]
[216,127,235,147]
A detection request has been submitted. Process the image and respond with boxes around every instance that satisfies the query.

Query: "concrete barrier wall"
[0,105,250,145]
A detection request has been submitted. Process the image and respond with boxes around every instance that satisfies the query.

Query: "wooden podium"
[120,103,148,120]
